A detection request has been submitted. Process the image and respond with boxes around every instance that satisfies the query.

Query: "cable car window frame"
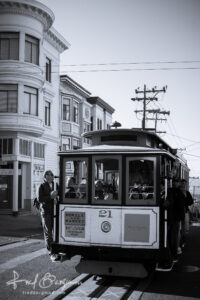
[92,155,122,205]
[62,157,88,204]
[126,156,157,205]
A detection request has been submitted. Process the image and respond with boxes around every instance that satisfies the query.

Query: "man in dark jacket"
[167,179,185,261]
[39,170,60,262]
[180,179,194,246]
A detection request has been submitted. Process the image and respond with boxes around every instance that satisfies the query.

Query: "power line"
[10,59,200,69]
[62,66,200,73]
[165,133,200,143]
[59,59,200,67]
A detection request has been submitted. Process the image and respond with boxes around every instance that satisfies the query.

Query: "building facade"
[0,0,114,214]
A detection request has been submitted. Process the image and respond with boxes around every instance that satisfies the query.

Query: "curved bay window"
[92,156,121,204]
[63,158,88,204]
[126,157,156,205]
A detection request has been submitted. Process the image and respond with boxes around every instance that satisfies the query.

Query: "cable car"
[52,128,189,277]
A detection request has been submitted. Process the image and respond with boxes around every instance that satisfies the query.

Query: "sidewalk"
[0,214,43,245]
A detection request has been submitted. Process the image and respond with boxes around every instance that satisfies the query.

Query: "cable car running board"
[76,259,148,278]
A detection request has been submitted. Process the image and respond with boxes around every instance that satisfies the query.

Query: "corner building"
[0,0,114,214]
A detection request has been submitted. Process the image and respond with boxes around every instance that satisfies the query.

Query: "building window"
[63,98,70,121]
[107,124,110,129]
[0,84,17,113]
[19,139,31,156]
[90,116,93,131]
[0,32,19,60]
[34,142,44,158]
[23,86,38,116]
[73,138,79,150]
[45,101,51,126]
[62,137,70,151]
[0,138,13,155]
[97,118,102,130]
[46,57,51,82]
[84,122,90,144]
[73,101,78,123]
[25,34,39,65]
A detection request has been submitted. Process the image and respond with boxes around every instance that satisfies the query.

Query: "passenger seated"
[65,177,77,198]
[129,183,142,200]
[104,183,114,201]
[78,178,87,199]
[95,180,105,200]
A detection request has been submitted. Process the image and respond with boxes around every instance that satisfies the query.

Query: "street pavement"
[0,214,200,299]
[142,223,200,299]
[0,214,43,245]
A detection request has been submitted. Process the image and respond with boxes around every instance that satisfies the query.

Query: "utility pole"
[131,85,167,130]
[146,110,170,133]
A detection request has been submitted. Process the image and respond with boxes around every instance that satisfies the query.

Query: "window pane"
[23,93,30,114]
[32,44,38,65]
[93,158,120,203]
[127,159,155,204]
[64,159,88,203]
[8,139,13,154]
[8,91,17,112]
[0,91,7,112]
[10,39,19,60]
[25,41,31,62]
[45,101,50,126]
[30,94,37,115]
[0,39,9,59]
[3,139,7,154]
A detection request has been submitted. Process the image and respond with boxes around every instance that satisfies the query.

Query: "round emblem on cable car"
[101,221,111,233]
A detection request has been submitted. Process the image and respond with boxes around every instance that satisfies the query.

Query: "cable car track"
[44,272,154,300]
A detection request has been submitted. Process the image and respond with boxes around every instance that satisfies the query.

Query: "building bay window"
[0,84,17,113]
[62,136,70,151]
[73,102,78,123]
[34,142,44,158]
[19,139,31,156]
[23,86,38,116]
[25,34,39,65]
[0,138,13,155]
[0,32,19,60]
[63,98,70,121]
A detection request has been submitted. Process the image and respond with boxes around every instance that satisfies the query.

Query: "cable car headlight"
[101,221,111,233]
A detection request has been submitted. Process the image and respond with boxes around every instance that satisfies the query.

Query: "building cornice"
[87,96,115,114]
[60,74,91,98]
[0,0,55,31]
[44,27,70,53]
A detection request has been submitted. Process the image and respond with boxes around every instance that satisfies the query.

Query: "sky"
[39,0,200,178]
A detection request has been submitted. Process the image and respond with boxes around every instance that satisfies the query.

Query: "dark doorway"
[0,175,13,209]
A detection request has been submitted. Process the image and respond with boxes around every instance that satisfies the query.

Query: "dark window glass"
[0,32,19,60]
[63,158,88,204]
[126,158,156,205]
[46,57,51,82]
[25,34,39,65]
[23,86,38,116]
[45,101,51,126]
[0,84,17,113]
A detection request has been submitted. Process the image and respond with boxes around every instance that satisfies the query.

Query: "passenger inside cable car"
[65,177,77,198]
[94,157,119,202]
[128,159,154,201]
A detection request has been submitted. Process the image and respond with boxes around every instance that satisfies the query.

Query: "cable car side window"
[63,157,88,204]
[126,157,156,205]
[92,155,121,204]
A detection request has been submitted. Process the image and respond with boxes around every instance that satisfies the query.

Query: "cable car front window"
[126,157,156,205]
[92,156,121,204]
[63,158,88,204]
